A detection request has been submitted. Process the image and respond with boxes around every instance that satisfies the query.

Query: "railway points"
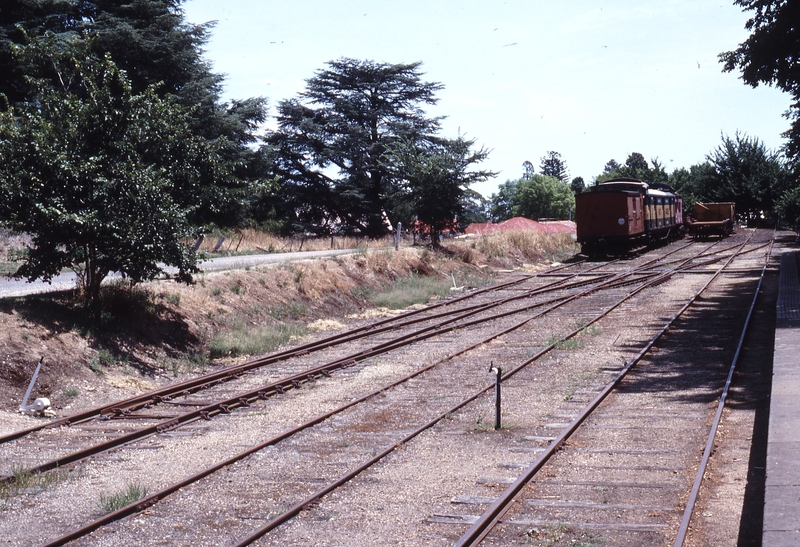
[0,229,795,546]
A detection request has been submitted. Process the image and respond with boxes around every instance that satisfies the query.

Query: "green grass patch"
[366,274,453,309]
[182,351,208,373]
[267,301,308,321]
[545,335,584,350]
[581,324,601,336]
[209,321,306,358]
[229,283,244,295]
[98,483,148,513]
[87,347,117,374]
[0,466,71,501]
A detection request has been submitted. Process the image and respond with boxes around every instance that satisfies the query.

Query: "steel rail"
[227,239,722,547]
[7,254,675,445]
[36,241,720,546]
[0,243,708,486]
[2,261,619,445]
[669,241,772,272]
[0,266,639,482]
[671,234,775,547]
[38,264,604,547]
[0,272,556,444]
[453,230,760,547]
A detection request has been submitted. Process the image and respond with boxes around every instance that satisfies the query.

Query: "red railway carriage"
[576,178,683,256]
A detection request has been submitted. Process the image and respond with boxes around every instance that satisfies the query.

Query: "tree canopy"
[270,58,447,237]
[570,176,586,195]
[596,152,668,183]
[490,174,575,221]
[720,0,800,161]
[602,135,790,222]
[539,151,570,183]
[387,135,494,244]
[0,43,221,308]
[0,0,269,227]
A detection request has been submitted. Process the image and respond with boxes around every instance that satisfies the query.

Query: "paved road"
[0,248,356,299]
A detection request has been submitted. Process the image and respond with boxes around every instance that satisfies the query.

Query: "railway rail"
[0,247,690,481]
[0,229,780,547]
[454,229,772,546]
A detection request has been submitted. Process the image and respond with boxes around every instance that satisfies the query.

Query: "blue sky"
[183,0,791,197]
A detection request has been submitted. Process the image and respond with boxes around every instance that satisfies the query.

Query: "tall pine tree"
[270,58,444,237]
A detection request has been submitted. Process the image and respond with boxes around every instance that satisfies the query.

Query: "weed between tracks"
[97,483,148,513]
[473,414,515,431]
[545,336,584,350]
[0,465,72,506]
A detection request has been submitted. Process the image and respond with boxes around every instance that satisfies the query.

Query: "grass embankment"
[0,230,578,411]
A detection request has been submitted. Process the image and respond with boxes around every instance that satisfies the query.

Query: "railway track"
[0,247,687,480]
[0,230,779,546]
[453,228,775,546]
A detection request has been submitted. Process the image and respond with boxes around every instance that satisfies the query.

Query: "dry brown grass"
[194,229,394,255]
[0,229,578,411]
[451,230,578,268]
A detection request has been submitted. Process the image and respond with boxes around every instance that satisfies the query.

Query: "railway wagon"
[576,178,683,256]
[685,202,735,238]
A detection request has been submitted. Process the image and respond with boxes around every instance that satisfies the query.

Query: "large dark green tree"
[270,58,444,237]
[0,42,225,309]
[387,135,494,245]
[490,174,575,221]
[0,0,269,227]
[490,179,519,221]
[667,162,715,208]
[596,152,668,183]
[701,132,789,220]
[570,176,586,195]
[720,0,800,161]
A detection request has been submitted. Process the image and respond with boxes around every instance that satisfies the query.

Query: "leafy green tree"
[720,0,800,161]
[1,0,220,112]
[775,186,800,227]
[0,0,269,227]
[700,132,789,219]
[0,44,222,309]
[596,152,668,183]
[667,163,715,208]
[490,179,519,221]
[387,135,494,245]
[491,175,575,221]
[270,58,444,237]
[540,151,569,183]
[602,159,622,174]
[514,174,576,220]
[459,189,491,226]
[623,152,648,174]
